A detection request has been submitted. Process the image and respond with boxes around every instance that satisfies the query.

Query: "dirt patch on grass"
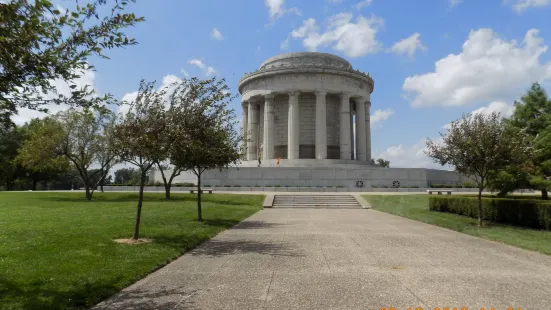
[113,238,152,244]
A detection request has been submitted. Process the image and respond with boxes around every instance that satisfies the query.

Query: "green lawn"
[363,195,551,256]
[0,192,263,310]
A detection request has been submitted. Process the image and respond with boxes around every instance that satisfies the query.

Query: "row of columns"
[242,91,371,162]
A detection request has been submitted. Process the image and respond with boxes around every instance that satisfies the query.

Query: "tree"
[115,80,168,240]
[56,108,118,200]
[0,125,23,190]
[0,0,144,128]
[15,117,69,190]
[114,167,141,184]
[426,112,532,226]
[375,158,390,168]
[155,161,185,200]
[508,83,551,199]
[168,77,241,221]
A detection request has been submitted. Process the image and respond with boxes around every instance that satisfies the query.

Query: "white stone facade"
[239,52,373,163]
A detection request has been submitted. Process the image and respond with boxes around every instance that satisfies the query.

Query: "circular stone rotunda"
[151,52,469,189]
[239,52,373,166]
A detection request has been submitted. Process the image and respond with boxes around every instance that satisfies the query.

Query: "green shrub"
[275,185,281,188]
[233,185,241,187]
[463,182,477,188]
[410,185,419,188]
[174,182,195,187]
[336,185,344,188]
[429,196,551,230]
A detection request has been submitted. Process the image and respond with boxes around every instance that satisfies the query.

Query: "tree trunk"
[165,183,171,200]
[85,186,92,201]
[477,186,483,227]
[31,179,37,191]
[542,189,548,200]
[197,173,203,221]
[133,173,147,240]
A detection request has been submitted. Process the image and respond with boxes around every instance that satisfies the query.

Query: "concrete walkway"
[95,209,551,310]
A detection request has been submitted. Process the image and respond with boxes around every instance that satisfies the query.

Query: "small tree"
[426,112,531,226]
[56,108,118,200]
[15,117,69,190]
[168,77,241,221]
[155,161,186,200]
[115,80,168,240]
[375,158,390,168]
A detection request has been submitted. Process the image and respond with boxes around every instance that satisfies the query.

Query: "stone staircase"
[272,195,362,209]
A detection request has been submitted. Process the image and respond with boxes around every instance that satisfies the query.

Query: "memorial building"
[151,52,469,189]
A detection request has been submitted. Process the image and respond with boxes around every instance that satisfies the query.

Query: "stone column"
[287,91,300,159]
[339,93,352,160]
[356,98,367,161]
[350,102,355,160]
[247,99,258,161]
[263,94,275,160]
[242,101,248,158]
[315,90,327,159]
[366,101,372,163]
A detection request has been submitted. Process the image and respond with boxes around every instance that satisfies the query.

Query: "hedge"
[429,196,551,230]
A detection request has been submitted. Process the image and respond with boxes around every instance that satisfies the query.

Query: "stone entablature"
[239,52,373,164]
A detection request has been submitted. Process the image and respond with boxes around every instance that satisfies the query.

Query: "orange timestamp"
[379,308,524,310]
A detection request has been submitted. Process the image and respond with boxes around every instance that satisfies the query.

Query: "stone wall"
[153,166,469,189]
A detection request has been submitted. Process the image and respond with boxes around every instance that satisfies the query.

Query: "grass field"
[0,192,263,310]
[363,195,551,256]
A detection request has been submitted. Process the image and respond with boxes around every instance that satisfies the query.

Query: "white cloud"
[370,108,394,127]
[508,0,551,13]
[353,0,372,10]
[373,138,453,170]
[119,74,182,116]
[442,101,516,130]
[280,36,290,50]
[12,70,96,125]
[265,0,301,21]
[211,28,224,40]
[449,0,462,7]
[180,69,189,77]
[290,13,384,58]
[390,32,427,58]
[188,59,217,76]
[403,28,551,108]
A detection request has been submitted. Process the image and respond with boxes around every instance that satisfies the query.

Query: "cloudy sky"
[13,0,551,169]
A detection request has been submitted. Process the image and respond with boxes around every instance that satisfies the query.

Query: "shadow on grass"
[42,194,251,206]
[0,276,123,310]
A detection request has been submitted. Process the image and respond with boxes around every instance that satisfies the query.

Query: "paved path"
[95,209,551,310]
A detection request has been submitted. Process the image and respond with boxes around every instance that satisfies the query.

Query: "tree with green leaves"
[168,77,241,221]
[375,158,390,168]
[115,80,168,240]
[0,125,23,190]
[54,108,118,200]
[507,82,551,199]
[114,167,141,185]
[0,0,144,129]
[15,117,70,190]
[426,112,532,226]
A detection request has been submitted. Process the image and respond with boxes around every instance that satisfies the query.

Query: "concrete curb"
[352,194,372,209]
[263,194,274,208]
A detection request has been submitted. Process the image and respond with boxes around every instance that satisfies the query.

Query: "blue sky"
[14,0,551,168]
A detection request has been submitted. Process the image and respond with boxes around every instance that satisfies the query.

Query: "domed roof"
[259,52,353,71]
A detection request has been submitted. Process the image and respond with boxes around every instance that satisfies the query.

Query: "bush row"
[429,196,551,230]
[430,182,477,188]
